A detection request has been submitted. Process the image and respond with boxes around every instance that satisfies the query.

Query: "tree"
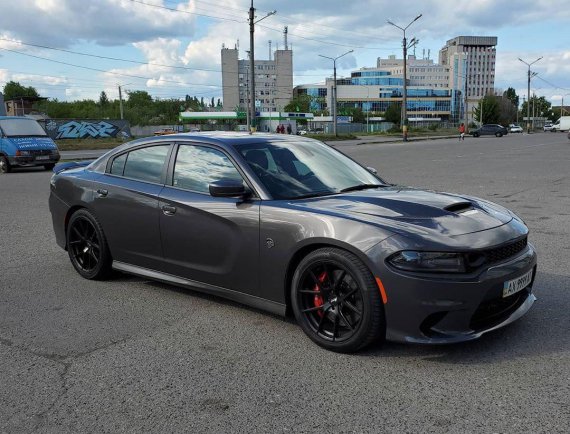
[345,107,365,123]
[126,90,153,107]
[217,98,222,108]
[504,87,519,109]
[520,95,552,121]
[384,102,401,125]
[284,94,312,113]
[3,81,40,99]
[99,91,109,107]
[474,95,500,124]
[211,97,215,108]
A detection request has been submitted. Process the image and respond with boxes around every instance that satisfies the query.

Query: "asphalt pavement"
[1,132,569,433]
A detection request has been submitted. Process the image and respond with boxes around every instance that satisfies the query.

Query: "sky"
[1,0,569,107]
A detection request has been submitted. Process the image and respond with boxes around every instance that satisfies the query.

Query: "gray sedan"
[49,133,537,352]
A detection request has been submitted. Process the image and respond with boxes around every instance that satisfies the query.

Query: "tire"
[473,132,479,138]
[66,209,112,280]
[0,156,11,173]
[44,163,56,171]
[496,132,503,137]
[291,248,385,353]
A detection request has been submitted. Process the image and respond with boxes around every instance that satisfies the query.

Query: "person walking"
[459,123,466,141]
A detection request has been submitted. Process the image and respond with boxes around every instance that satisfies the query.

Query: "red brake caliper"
[314,271,327,317]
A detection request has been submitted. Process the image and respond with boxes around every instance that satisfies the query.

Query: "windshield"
[0,118,47,137]
[235,139,385,199]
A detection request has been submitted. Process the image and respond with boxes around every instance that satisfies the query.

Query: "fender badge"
[266,238,275,249]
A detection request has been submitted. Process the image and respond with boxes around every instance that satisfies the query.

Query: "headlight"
[387,251,466,273]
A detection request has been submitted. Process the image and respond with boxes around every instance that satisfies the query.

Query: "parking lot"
[1,132,569,432]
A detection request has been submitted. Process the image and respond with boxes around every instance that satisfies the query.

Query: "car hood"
[290,187,513,237]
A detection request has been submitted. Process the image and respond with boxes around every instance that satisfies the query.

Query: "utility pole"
[248,1,276,134]
[518,56,542,134]
[387,14,422,142]
[118,85,124,120]
[318,50,354,136]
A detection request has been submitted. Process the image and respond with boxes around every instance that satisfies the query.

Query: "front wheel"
[67,209,112,279]
[0,156,11,173]
[291,248,385,353]
[473,132,479,138]
[496,132,503,137]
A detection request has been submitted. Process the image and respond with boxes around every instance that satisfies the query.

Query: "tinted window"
[110,153,127,176]
[235,140,384,199]
[122,145,169,183]
[173,145,243,194]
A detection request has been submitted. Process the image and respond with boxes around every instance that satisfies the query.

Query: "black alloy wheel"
[0,156,11,173]
[291,248,385,353]
[67,209,112,280]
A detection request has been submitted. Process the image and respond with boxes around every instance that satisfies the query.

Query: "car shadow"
[115,269,568,363]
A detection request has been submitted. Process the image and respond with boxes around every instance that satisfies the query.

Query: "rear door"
[92,143,172,270]
[158,143,260,295]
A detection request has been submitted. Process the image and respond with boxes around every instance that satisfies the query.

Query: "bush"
[428,123,438,131]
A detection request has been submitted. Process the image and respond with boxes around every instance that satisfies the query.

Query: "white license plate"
[36,155,50,160]
[503,269,533,298]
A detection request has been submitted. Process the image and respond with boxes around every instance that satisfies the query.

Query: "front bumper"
[9,154,60,167]
[381,243,537,344]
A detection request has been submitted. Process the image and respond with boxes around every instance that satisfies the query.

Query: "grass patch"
[55,137,133,151]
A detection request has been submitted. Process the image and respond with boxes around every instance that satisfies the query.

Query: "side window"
[173,145,243,194]
[110,153,127,176]
[122,145,170,183]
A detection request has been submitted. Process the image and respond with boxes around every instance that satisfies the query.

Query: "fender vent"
[444,202,474,214]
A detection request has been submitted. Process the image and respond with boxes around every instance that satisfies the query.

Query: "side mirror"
[366,166,378,175]
[209,179,247,198]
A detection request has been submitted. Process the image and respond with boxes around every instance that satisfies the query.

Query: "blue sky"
[1,0,569,107]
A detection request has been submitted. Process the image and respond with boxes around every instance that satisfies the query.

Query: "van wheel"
[0,156,11,173]
[44,163,56,171]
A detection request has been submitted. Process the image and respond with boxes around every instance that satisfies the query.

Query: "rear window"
[0,118,47,137]
[121,145,170,183]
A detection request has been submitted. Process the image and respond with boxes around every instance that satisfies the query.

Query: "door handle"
[96,189,108,197]
[162,205,177,215]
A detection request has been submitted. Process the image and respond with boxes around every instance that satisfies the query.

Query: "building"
[439,36,498,122]
[295,57,460,123]
[221,44,293,113]
[3,96,47,116]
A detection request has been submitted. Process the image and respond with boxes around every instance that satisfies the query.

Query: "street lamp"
[248,1,276,134]
[518,56,542,134]
[318,49,354,136]
[387,14,422,141]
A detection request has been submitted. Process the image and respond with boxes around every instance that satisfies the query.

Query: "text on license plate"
[36,155,50,160]
[503,269,533,298]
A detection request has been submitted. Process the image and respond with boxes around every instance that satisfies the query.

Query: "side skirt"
[112,261,287,316]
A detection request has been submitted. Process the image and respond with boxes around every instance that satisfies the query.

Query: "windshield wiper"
[340,184,385,193]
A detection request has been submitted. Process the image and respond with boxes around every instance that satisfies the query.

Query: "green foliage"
[384,102,401,125]
[504,88,519,109]
[345,107,365,123]
[284,94,312,113]
[3,81,40,99]
[520,95,553,121]
[428,123,438,131]
[99,91,109,107]
[474,95,500,124]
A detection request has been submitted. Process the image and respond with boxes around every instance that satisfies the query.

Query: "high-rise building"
[221,45,292,113]
[439,36,497,122]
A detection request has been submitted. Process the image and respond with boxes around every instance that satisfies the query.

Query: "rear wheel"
[473,132,479,138]
[291,248,385,353]
[496,132,503,137]
[0,156,11,173]
[44,163,56,171]
[67,209,112,280]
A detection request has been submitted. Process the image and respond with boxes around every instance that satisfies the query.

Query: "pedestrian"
[459,123,466,141]
[286,124,292,135]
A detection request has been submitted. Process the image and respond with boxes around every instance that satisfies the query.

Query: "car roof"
[126,131,314,149]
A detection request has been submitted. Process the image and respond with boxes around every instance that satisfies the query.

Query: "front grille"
[483,237,528,264]
[470,288,530,331]
[29,149,53,156]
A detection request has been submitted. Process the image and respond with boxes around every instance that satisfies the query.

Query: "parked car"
[471,124,508,137]
[551,116,570,132]
[509,124,523,133]
[189,127,201,132]
[153,128,176,136]
[297,129,308,136]
[0,116,60,173]
[50,133,537,352]
[543,123,554,132]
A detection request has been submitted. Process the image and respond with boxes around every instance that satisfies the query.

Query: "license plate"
[503,269,533,298]
[36,155,50,160]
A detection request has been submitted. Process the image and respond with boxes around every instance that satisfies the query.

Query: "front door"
[159,144,260,295]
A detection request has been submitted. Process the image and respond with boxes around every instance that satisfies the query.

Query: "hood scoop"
[444,202,474,214]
